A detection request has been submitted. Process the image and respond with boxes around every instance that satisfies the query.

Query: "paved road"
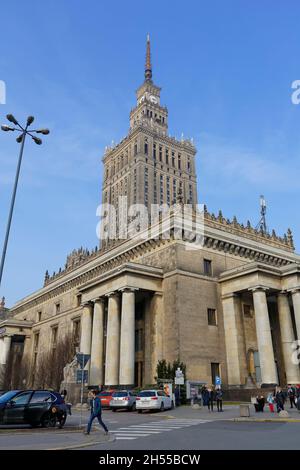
[0,406,300,450]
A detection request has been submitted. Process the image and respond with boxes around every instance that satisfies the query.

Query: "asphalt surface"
[0,405,300,450]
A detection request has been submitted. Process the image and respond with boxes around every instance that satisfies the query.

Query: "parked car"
[98,390,116,408]
[0,390,69,428]
[110,390,136,411]
[136,389,174,413]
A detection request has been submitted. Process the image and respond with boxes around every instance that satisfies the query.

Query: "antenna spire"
[145,33,152,81]
[256,195,267,234]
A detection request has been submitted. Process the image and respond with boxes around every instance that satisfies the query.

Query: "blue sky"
[1,0,300,306]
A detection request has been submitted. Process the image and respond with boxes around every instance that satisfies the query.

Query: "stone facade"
[1,38,300,397]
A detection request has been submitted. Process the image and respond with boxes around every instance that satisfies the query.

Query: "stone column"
[0,337,4,364]
[222,293,242,385]
[2,336,12,365]
[90,298,105,386]
[119,289,136,386]
[79,302,93,361]
[278,292,300,383]
[105,293,120,386]
[251,287,278,385]
[291,288,300,341]
[151,292,164,382]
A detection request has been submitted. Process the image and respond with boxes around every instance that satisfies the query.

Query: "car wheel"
[160,402,165,412]
[131,403,136,412]
[138,410,142,414]
[112,408,117,412]
[58,414,67,429]
[41,413,56,428]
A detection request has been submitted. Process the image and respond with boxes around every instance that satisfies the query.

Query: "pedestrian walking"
[275,387,285,413]
[287,384,296,409]
[215,386,223,412]
[267,392,275,413]
[87,389,94,411]
[84,390,108,435]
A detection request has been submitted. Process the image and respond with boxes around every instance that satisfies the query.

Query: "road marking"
[108,418,212,441]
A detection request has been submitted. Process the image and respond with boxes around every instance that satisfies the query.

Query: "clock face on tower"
[138,92,159,105]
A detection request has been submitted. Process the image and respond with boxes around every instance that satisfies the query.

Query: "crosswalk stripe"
[110,418,211,441]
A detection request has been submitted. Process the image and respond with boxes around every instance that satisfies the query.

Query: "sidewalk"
[165,404,300,423]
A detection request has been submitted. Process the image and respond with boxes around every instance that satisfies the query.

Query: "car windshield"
[100,392,112,396]
[138,391,156,397]
[112,392,128,397]
[0,391,18,403]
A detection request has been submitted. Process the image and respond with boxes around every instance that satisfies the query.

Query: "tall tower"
[101,35,197,242]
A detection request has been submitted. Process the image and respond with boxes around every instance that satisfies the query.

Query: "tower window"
[204,259,212,276]
[153,143,156,160]
[172,151,175,167]
[144,138,148,155]
[165,148,169,165]
[178,154,181,170]
[159,146,162,162]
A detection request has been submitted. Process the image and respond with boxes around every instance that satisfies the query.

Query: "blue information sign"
[76,369,88,384]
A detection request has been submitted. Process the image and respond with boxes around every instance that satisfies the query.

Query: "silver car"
[110,390,136,412]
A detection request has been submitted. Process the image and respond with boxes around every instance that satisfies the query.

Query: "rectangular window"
[33,333,39,352]
[165,148,169,165]
[73,320,81,347]
[37,311,42,322]
[51,326,58,349]
[153,143,156,160]
[144,139,148,155]
[243,304,252,317]
[204,259,212,276]
[211,363,220,385]
[76,294,82,307]
[55,303,61,314]
[207,308,217,326]
[159,146,162,162]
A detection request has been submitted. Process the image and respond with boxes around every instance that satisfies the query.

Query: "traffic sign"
[175,376,184,385]
[76,353,91,369]
[76,369,88,384]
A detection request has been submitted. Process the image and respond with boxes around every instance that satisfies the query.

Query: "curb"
[234,418,300,423]
[47,433,116,450]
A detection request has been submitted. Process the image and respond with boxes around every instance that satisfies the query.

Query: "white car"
[136,390,174,412]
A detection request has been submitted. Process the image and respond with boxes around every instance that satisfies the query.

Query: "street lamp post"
[0,114,49,288]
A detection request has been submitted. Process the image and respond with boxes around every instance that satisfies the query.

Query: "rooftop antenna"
[256,195,267,233]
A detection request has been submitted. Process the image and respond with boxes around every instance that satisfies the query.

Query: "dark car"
[0,390,69,428]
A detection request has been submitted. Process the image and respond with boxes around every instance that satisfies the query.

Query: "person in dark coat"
[287,385,296,408]
[215,386,223,412]
[84,390,108,435]
[202,386,210,410]
[206,387,214,412]
[275,387,285,413]
[174,386,180,406]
